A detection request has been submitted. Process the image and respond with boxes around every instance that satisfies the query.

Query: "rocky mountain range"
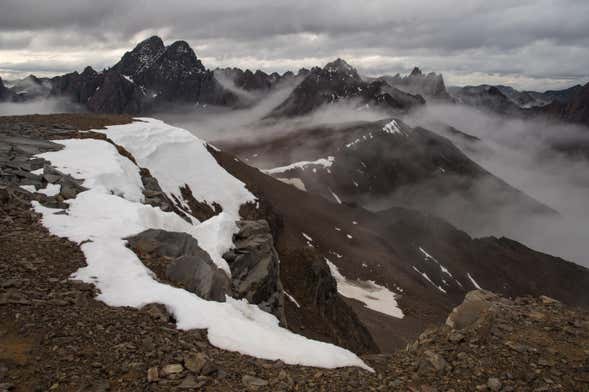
[2,36,588,129]
[448,82,589,127]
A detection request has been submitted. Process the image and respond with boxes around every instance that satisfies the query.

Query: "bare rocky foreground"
[1,114,589,391]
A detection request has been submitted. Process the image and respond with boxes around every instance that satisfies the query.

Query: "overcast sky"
[1,0,588,90]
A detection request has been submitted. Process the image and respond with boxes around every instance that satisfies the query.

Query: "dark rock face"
[223,220,286,325]
[267,59,424,118]
[114,36,166,77]
[126,229,232,302]
[541,82,589,126]
[50,67,103,105]
[110,36,235,108]
[86,70,145,113]
[379,67,452,101]
[7,75,52,100]
[0,77,18,102]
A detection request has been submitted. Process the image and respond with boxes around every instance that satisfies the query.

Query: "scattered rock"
[146,367,159,382]
[161,363,184,376]
[141,303,173,323]
[184,352,209,374]
[242,374,269,388]
[487,377,501,391]
[423,350,449,372]
[446,290,495,330]
[178,375,199,389]
[540,295,560,305]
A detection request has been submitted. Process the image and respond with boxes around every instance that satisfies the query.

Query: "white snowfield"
[32,118,370,371]
[326,258,404,319]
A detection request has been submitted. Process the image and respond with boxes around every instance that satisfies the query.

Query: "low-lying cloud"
[404,104,589,267]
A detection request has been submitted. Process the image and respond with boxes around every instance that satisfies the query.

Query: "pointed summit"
[323,58,360,81]
[136,35,165,52]
[114,35,166,76]
[410,67,423,77]
[164,40,205,71]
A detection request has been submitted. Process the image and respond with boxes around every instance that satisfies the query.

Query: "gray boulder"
[127,229,231,302]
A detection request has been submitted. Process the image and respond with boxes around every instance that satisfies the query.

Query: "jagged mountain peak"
[81,66,98,77]
[135,35,165,52]
[410,66,423,77]
[323,58,360,80]
[114,35,166,76]
[162,40,205,71]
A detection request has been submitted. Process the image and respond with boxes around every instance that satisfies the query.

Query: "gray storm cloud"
[1,0,588,89]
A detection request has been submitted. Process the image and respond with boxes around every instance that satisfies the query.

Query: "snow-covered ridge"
[32,118,370,371]
[264,156,334,175]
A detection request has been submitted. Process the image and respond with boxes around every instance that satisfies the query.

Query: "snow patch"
[418,246,453,277]
[467,273,483,290]
[277,177,307,191]
[412,266,447,294]
[382,119,402,135]
[329,188,342,204]
[326,258,404,319]
[284,291,301,308]
[19,185,36,192]
[264,156,334,175]
[38,183,61,197]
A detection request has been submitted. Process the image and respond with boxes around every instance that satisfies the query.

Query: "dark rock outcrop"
[223,220,286,324]
[127,229,232,302]
[541,81,589,126]
[50,66,103,104]
[0,77,18,102]
[86,70,145,113]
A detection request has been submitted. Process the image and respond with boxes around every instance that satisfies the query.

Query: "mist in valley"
[404,104,589,267]
[0,97,82,116]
